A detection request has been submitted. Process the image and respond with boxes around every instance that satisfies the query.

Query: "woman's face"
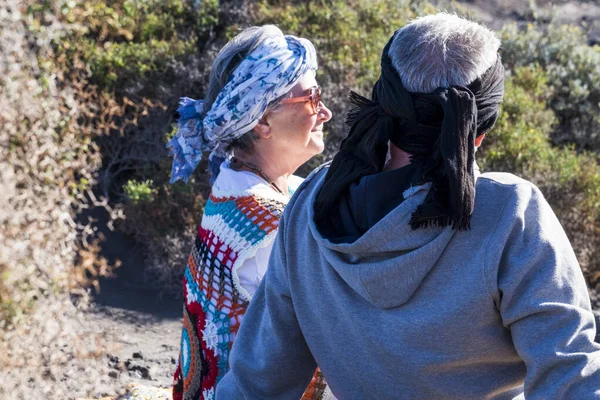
[261,71,332,168]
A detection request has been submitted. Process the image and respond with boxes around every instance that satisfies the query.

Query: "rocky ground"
[0,280,182,400]
[0,215,183,399]
[86,283,182,392]
[74,225,184,399]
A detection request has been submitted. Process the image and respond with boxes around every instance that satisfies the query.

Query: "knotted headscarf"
[167,34,318,183]
[314,32,505,230]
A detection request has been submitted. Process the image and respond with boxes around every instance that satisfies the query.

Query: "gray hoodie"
[217,166,600,400]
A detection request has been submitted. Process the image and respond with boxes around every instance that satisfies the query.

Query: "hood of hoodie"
[308,167,457,309]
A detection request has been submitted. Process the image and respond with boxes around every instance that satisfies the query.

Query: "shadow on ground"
[82,204,182,321]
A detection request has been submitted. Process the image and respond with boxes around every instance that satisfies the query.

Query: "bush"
[500,23,600,150]
[54,0,207,92]
[123,179,157,203]
[479,65,600,285]
[1,0,122,395]
[1,0,108,328]
[28,0,224,298]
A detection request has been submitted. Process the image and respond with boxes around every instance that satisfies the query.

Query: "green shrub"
[123,179,157,204]
[254,0,432,89]
[24,0,223,298]
[88,39,193,88]
[500,23,600,150]
[51,0,210,91]
[480,65,600,284]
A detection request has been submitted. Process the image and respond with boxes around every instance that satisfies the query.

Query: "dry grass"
[0,1,124,396]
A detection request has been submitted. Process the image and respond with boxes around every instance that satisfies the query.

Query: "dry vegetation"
[0,0,119,396]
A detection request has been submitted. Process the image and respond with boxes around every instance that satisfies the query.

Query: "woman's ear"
[252,115,272,139]
[474,134,485,148]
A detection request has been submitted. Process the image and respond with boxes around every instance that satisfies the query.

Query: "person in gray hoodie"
[216,13,600,400]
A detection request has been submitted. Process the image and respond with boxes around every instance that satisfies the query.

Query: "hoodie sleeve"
[216,210,317,399]
[486,182,600,399]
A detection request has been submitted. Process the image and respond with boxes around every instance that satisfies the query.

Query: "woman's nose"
[318,102,333,122]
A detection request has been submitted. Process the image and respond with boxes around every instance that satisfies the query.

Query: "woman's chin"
[310,133,325,153]
[310,141,325,155]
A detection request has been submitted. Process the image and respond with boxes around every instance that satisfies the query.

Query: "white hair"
[388,13,500,93]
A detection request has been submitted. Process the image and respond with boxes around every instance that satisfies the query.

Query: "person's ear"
[474,134,485,148]
[252,115,272,139]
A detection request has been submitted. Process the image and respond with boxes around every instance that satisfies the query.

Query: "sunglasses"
[279,86,322,113]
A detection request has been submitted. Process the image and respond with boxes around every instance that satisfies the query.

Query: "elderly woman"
[167,25,332,400]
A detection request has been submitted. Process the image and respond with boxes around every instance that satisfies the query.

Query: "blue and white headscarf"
[167,34,318,183]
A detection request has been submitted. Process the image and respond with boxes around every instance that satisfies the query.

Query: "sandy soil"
[0,214,184,399]
[0,283,182,400]
[87,284,182,391]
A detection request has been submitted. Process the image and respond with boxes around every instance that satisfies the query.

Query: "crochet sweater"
[173,164,329,400]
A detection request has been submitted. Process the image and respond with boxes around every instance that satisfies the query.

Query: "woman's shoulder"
[211,162,286,202]
[205,164,287,223]
[212,162,266,194]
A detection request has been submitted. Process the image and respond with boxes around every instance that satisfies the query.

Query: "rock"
[125,360,152,380]
[132,351,144,360]
[588,29,600,46]
[107,354,119,364]
[108,371,119,379]
[130,366,151,380]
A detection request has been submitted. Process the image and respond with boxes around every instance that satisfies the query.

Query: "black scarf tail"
[409,86,478,230]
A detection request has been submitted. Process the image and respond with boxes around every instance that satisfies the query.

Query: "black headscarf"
[314,32,505,230]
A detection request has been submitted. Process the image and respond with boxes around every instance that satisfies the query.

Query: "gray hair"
[388,13,500,93]
[203,25,285,153]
